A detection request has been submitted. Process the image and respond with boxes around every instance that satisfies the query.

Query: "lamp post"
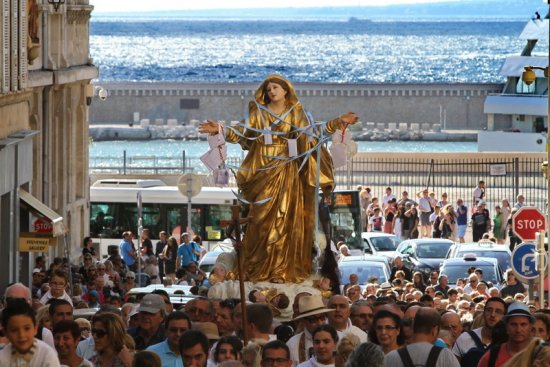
[47,0,65,12]
[521,12,550,306]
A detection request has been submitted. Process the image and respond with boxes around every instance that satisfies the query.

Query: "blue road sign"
[512,243,543,280]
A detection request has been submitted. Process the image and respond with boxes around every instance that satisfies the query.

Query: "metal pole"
[538,231,545,305]
[528,279,534,304]
[183,150,186,172]
[123,150,127,175]
[187,175,192,232]
[232,204,249,345]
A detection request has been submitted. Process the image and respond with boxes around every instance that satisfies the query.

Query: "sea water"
[90,18,533,84]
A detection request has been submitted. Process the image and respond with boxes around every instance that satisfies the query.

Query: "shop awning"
[19,189,65,237]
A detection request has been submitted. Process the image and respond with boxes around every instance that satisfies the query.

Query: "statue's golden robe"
[224,75,342,283]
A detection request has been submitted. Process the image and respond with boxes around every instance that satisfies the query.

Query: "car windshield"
[416,242,453,258]
[369,236,400,251]
[442,264,499,284]
[457,250,511,271]
[339,263,388,284]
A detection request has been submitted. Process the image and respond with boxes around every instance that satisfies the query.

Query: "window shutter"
[18,0,26,90]
[10,0,18,92]
[1,0,10,93]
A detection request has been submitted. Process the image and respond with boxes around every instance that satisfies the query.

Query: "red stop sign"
[33,217,52,233]
[512,206,546,241]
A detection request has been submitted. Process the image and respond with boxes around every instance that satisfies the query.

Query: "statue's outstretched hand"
[340,112,359,125]
[198,120,220,135]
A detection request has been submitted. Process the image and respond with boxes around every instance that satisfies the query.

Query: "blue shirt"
[147,340,183,367]
[456,205,468,225]
[177,242,199,267]
[120,239,136,266]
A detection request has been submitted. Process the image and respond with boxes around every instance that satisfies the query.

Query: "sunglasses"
[92,328,107,338]
[401,317,413,326]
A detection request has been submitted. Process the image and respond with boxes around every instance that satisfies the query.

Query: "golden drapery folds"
[225,75,342,283]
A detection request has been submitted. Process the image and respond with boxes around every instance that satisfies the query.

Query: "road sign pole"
[539,231,545,304]
[528,279,534,303]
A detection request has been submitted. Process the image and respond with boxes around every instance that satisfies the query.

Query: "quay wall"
[90,82,508,130]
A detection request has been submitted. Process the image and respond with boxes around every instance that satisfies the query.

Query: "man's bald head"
[4,283,32,304]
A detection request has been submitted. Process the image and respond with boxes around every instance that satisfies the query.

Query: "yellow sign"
[19,237,51,252]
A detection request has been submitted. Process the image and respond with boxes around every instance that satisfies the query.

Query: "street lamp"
[47,0,65,12]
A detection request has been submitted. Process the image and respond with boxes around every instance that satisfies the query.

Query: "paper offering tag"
[264,126,273,145]
[200,149,224,171]
[287,139,298,157]
[329,143,347,168]
[207,133,225,149]
[332,129,344,143]
[214,168,229,185]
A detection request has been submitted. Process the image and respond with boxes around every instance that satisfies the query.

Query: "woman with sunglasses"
[369,310,403,354]
[90,313,134,367]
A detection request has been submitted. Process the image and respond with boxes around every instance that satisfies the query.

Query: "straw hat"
[293,296,334,321]
[192,322,220,340]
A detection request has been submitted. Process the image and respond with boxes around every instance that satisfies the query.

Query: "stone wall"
[0,0,97,284]
[90,82,507,130]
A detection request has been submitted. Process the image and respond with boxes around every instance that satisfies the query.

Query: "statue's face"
[266,82,287,103]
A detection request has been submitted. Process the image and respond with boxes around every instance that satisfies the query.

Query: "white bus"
[90,179,236,256]
[89,179,362,257]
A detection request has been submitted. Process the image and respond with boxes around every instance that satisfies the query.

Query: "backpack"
[460,331,488,367]
[398,345,442,367]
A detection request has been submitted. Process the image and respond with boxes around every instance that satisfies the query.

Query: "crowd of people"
[1,238,550,367]
[358,181,526,250]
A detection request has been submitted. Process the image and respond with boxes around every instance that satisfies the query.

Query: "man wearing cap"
[128,293,167,350]
[147,311,191,367]
[452,297,506,361]
[287,296,337,365]
[477,302,534,367]
[327,295,367,343]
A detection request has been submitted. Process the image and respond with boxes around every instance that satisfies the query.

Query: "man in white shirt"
[472,180,485,208]
[326,295,367,343]
[382,187,396,210]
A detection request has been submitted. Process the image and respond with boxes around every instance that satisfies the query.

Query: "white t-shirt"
[452,327,484,358]
[0,339,60,367]
[297,357,335,367]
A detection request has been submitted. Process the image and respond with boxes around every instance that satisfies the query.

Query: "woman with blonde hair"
[36,305,52,330]
[502,338,550,367]
[90,312,134,367]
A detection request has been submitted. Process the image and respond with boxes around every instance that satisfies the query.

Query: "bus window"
[167,206,202,239]
[204,205,232,240]
[90,202,162,240]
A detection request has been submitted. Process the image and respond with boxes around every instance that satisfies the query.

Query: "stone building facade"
[0,0,97,285]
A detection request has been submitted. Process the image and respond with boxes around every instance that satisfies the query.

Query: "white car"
[445,240,512,271]
[353,232,401,258]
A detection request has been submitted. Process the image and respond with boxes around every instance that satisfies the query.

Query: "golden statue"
[200,75,358,283]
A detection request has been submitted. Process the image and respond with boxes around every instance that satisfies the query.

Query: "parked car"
[395,239,454,281]
[338,255,391,287]
[125,284,195,308]
[446,240,512,271]
[350,232,401,258]
[439,255,505,288]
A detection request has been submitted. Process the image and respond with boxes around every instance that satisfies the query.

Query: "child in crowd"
[369,207,384,232]
[0,299,60,367]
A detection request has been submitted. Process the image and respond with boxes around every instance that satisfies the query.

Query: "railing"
[90,151,547,211]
